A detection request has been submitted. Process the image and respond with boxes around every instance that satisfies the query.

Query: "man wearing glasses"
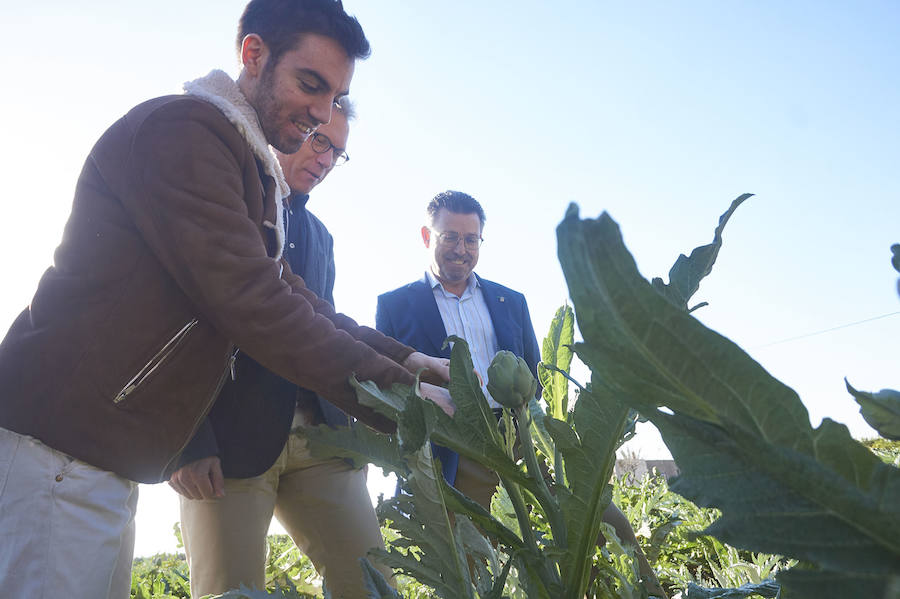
[375,190,668,598]
[376,190,538,493]
[169,99,391,599]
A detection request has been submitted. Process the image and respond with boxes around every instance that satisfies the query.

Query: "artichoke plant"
[487,350,537,409]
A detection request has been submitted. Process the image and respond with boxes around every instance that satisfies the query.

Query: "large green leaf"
[651,193,751,312]
[350,378,410,421]
[847,380,900,440]
[538,305,575,419]
[776,568,900,599]
[556,205,900,598]
[777,568,900,599]
[455,516,505,597]
[440,479,523,548]
[537,305,575,480]
[543,377,629,599]
[304,421,408,475]
[592,521,645,599]
[558,204,860,461]
[349,374,443,456]
[527,398,556,472]
[683,579,779,599]
[374,443,475,599]
[359,557,401,599]
[490,483,522,541]
[653,412,898,574]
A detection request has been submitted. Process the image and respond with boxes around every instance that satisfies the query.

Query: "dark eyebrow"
[295,68,328,89]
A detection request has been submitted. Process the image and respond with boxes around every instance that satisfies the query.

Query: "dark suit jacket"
[178,194,349,478]
[376,273,540,483]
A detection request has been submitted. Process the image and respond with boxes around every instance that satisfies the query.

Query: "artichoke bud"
[487,350,537,409]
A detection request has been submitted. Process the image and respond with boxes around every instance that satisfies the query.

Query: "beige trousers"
[0,426,139,599]
[179,425,390,599]
[454,452,502,510]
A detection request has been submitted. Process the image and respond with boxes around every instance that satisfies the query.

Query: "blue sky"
[1,0,898,556]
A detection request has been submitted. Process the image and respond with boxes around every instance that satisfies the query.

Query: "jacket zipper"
[230,349,240,380]
[159,344,237,481]
[114,319,199,404]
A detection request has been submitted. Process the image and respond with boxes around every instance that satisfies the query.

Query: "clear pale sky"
[1,1,898,556]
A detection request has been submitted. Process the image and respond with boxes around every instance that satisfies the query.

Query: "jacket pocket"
[114,318,198,404]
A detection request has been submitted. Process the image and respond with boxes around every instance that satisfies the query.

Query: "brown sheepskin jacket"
[0,92,412,483]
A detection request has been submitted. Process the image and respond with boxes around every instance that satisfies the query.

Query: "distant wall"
[614,459,679,481]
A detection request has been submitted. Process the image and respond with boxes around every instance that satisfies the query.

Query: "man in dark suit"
[376,190,537,495]
[169,99,398,599]
[376,190,667,597]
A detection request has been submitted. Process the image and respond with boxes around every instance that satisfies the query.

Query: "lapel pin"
[499,296,505,302]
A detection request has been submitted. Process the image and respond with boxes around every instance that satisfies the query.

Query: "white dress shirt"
[426,270,501,408]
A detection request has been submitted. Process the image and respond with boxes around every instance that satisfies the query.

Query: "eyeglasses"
[432,230,483,250]
[308,132,350,166]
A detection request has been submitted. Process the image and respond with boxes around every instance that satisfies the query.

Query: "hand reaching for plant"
[402,351,450,385]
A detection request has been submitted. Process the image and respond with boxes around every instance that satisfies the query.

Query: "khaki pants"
[454,452,502,510]
[0,426,138,599]
[179,424,390,599]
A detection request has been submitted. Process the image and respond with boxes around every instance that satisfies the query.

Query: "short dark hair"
[426,190,486,228]
[238,0,370,67]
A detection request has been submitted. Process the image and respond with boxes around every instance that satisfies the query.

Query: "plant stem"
[498,473,560,592]
[514,404,568,553]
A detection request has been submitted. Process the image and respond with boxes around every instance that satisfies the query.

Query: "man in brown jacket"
[0,1,450,597]
[171,99,396,599]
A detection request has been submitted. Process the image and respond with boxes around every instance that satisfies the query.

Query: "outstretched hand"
[402,351,450,384]
[168,456,225,500]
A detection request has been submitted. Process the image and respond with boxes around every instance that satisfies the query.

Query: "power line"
[753,310,900,349]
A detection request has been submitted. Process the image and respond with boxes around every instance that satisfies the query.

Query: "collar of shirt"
[425,269,502,408]
[286,192,311,211]
[425,269,479,299]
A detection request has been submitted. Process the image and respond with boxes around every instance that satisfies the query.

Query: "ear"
[421,225,432,248]
[240,34,269,78]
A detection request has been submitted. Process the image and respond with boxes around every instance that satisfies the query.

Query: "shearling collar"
[183,69,289,259]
